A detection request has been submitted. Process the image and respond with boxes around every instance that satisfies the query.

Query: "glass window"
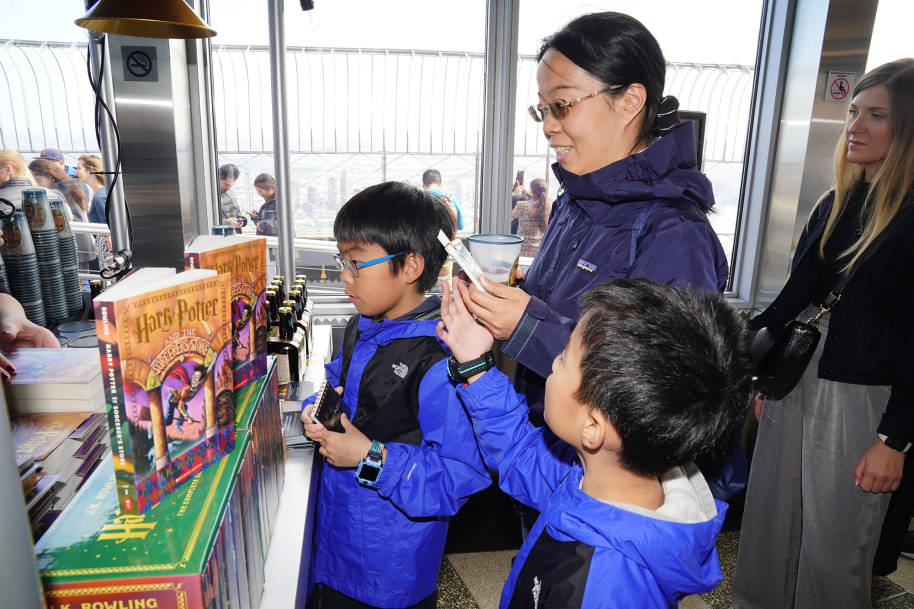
[512,0,765,265]
[0,3,108,271]
[866,0,914,72]
[210,0,486,249]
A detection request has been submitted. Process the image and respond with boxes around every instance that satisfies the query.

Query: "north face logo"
[392,362,409,378]
[532,575,541,608]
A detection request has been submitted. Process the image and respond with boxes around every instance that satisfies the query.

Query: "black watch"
[879,434,912,453]
[447,352,496,384]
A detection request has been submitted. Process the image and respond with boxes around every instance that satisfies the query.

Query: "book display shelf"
[34,356,311,609]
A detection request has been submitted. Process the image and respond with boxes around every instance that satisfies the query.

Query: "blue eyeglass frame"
[334,250,409,277]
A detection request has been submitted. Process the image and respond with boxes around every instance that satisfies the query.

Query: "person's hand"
[246,210,257,218]
[854,440,905,493]
[305,412,373,468]
[225,217,241,228]
[462,276,530,341]
[436,279,495,362]
[0,294,59,351]
[753,392,765,421]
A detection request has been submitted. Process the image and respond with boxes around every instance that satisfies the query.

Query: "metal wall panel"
[109,36,196,270]
[753,0,877,307]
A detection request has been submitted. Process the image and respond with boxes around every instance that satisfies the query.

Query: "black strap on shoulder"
[822,218,896,309]
[337,315,360,388]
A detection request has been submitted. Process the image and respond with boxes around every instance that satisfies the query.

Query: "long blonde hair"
[820,58,914,271]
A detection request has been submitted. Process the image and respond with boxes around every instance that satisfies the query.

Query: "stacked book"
[11,411,109,539]
[3,347,105,415]
[36,431,267,609]
[93,267,235,515]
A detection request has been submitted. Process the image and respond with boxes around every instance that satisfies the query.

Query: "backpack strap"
[337,315,361,388]
[627,201,660,276]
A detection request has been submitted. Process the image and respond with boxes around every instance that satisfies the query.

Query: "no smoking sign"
[825,71,855,102]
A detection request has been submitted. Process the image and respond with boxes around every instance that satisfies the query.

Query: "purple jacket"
[504,123,728,416]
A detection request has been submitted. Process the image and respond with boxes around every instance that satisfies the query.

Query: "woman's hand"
[462,276,531,341]
[854,440,905,493]
[0,294,58,351]
[436,279,494,362]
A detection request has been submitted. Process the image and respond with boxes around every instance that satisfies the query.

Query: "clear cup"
[467,233,523,285]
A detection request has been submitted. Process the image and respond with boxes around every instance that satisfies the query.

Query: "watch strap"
[879,433,911,453]
[447,352,496,383]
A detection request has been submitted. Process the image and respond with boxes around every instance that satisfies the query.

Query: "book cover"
[185,235,268,391]
[94,268,236,514]
[4,347,103,402]
[11,412,95,462]
[36,431,257,609]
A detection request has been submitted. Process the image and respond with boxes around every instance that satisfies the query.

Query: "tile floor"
[438,532,914,608]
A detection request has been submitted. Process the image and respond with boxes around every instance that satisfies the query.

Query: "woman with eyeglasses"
[460,12,727,425]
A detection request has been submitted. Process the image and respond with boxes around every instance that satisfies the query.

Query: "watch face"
[358,463,381,483]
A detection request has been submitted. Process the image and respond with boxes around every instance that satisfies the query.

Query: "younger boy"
[302,182,490,609]
[436,278,752,608]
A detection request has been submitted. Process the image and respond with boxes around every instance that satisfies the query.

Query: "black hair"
[334,181,455,292]
[575,279,751,477]
[422,169,442,187]
[253,173,274,188]
[538,12,676,144]
[219,164,239,180]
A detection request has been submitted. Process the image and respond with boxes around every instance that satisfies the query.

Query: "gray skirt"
[733,305,892,609]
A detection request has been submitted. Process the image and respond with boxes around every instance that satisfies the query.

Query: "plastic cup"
[467,233,523,285]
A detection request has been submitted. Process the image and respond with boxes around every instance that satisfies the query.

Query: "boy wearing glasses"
[301,181,491,609]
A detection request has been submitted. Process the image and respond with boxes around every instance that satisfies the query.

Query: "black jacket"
[749,190,914,441]
[251,195,277,236]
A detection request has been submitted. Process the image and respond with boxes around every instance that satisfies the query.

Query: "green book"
[36,431,254,609]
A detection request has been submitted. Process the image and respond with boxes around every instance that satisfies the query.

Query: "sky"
[5,1,911,68]
[4,0,767,65]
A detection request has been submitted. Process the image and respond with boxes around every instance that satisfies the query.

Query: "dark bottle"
[287,289,303,319]
[268,306,300,385]
[283,298,309,361]
[265,288,279,331]
[295,275,309,302]
[270,278,286,304]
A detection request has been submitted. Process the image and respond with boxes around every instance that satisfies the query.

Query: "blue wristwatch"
[355,440,385,486]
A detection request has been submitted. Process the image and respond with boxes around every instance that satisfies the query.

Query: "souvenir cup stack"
[22,189,68,325]
[49,198,84,315]
[1,210,46,326]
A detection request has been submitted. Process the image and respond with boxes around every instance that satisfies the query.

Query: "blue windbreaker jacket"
[504,123,728,414]
[312,304,491,607]
[457,369,727,608]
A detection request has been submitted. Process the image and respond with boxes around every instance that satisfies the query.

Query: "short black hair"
[539,12,667,145]
[219,164,239,180]
[575,279,751,477]
[334,181,456,292]
[422,169,442,187]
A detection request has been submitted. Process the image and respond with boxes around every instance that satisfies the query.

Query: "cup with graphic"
[467,233,523,286]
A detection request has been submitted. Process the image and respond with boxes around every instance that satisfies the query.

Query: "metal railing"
[0,40,753,246]
[1,40,753,162]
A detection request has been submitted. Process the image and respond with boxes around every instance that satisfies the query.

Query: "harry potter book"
[185,235,268,390]
[36,432,261,609]
[94,267,235,514]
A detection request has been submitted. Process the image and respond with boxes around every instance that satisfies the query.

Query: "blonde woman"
[733,59,914,609]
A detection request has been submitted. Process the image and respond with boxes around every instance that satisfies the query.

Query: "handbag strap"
[814,220,895,319]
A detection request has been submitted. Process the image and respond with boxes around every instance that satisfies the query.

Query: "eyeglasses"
[333,251,409,277]
[527,85,624,122]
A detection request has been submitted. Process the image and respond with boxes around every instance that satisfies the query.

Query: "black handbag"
[750,224,891,400]
[750,315,823,400]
